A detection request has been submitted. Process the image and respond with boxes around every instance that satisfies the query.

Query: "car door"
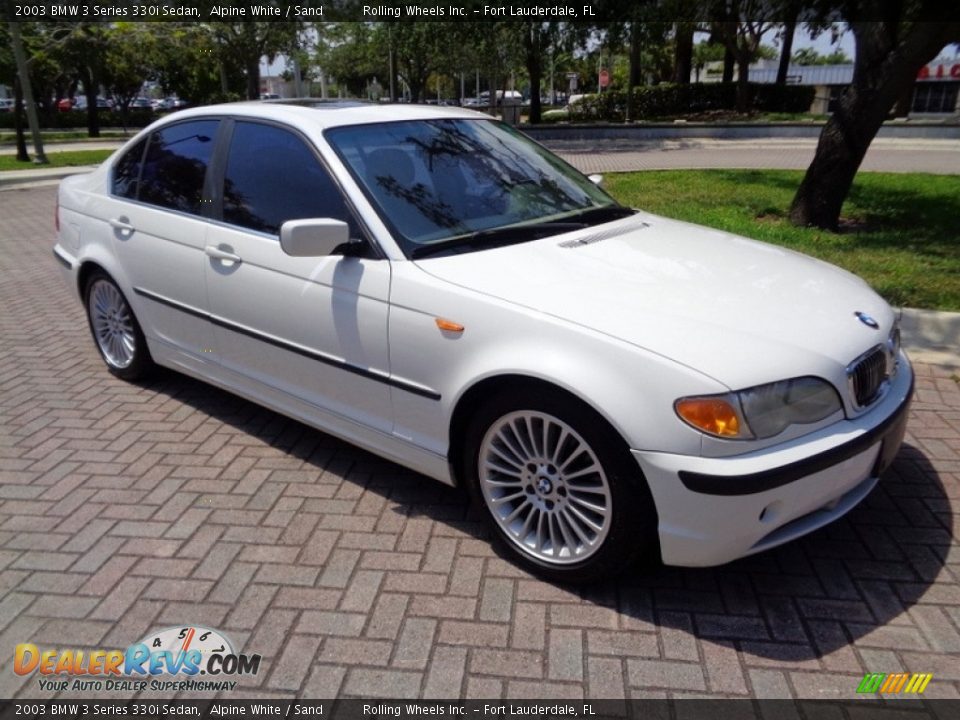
[104,119,220,361]
[203,119,393,433]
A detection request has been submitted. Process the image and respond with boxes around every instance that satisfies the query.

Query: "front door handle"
[109,217,134,232]
[205,246,242,264]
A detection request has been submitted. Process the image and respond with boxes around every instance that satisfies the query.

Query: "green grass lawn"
[605,169,960,312]
[0,130,130,144]
[0,149,112,171]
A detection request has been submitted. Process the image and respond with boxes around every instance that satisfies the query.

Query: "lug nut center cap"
[536,477,553,495]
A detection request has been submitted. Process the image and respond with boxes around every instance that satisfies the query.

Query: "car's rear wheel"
[463,388,658,582]
[85,272,153,380]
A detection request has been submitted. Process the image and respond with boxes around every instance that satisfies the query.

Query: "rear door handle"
[108,217,134,232]
[205,246,242,263]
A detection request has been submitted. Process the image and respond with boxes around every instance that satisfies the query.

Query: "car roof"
[163,99,490,131]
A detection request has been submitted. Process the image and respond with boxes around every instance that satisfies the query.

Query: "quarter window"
[139,120,219,215]
[112,138,147,199]
[222,121,355,236]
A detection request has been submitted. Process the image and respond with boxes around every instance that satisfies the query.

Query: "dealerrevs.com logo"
[14,626,260,693]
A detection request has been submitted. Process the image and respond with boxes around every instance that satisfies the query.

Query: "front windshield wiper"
[569,205,637,224]
[410,221,590,259]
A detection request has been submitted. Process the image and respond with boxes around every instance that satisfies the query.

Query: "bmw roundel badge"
[854,311,879,329]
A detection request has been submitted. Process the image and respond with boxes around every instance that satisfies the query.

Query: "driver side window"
[221,121,358,237]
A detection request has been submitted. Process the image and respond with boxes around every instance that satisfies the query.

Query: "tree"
[790,14,960,229]
[791,47,852,65]
[212,23,294,100]
[776,16,798,84]
[103,23,156,123]
[715,2,777,112]
[7,21,48,162]
[320,23,384,98]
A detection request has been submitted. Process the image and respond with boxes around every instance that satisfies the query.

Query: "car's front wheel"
[463,389,658,583]
[84,272,154,380]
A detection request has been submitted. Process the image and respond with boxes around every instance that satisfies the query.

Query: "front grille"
[848,346,888,408]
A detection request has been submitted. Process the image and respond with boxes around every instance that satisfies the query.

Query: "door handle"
[108,217,134,232]
[205,246,242,264]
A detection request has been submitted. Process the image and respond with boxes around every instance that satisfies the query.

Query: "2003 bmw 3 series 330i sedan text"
[53,100,913,582]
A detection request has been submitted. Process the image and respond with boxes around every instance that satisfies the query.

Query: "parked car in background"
[53,101,913,581]
[72,97,114,111]
[0,98,14,112]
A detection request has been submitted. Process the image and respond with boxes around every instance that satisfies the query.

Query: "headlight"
[675,377,842,440]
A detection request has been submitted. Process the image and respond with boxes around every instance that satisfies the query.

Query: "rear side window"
[112,138,146,199]
[222,121,355,236]
[139,120,219,215]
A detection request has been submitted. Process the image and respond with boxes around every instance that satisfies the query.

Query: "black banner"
[5,0,958,23]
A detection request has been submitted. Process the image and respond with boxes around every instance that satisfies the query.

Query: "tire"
[84,271,154,381]
[462,387,659,583]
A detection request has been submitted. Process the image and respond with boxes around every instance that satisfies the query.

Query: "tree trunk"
[736,52,751,113]
[892,84,913,117]
[84,78,99,139]
[722,46,735,83]
[776,20,797,86]
[9,19,47,164]
[246,57,260,100]
[626,22,641,122]
[789,22,959,229]
[13,75,29,162]
[673,23,693,85]
[524,25,543,124]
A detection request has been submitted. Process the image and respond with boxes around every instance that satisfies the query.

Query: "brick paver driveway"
[1,186,958,701]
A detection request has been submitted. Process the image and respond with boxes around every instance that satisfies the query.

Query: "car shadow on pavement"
[148,368,950,665]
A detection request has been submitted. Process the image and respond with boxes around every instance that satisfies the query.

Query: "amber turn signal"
[675,397,742,438]
[435,318,465,333]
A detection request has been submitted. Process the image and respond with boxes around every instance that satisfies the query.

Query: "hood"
[414,212,895,390]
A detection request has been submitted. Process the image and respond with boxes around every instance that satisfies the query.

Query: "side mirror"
[279,219,350,257]
[588,174,604,187]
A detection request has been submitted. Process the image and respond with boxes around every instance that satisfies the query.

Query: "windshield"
[325,118,629,258]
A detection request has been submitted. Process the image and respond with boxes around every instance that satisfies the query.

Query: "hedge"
[568,83,816,122]
[0,109,156,130]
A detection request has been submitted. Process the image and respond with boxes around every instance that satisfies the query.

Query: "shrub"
[0,109,156,130]
[568,83,815,122]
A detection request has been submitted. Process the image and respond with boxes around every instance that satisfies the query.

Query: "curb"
[900,308,960,369]
[0,165,97,189]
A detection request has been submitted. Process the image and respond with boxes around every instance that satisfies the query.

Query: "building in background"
[747,54,960,117]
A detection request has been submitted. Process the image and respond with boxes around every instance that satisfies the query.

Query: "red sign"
[599,69,610,88]
[917,63,960,81]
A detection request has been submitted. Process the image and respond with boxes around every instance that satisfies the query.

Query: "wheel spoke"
[569,492,609,515]
[496,426,528,464]
[566,502,604,533]
[490,490,526,505]
[511,418,536,459]
[560,507,593,546]
[487,443,524,473]
[555,511,578,556]
[564,462,603,483]
[534,511,546,552]
[503,500,532,527]
[550,427,570,465]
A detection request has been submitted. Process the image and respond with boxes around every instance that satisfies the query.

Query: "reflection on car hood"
[414,212,895,390]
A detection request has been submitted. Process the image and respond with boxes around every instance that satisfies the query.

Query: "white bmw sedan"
[54,101,913,581]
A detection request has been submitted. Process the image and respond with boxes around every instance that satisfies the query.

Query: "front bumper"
[634,359,914,567]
